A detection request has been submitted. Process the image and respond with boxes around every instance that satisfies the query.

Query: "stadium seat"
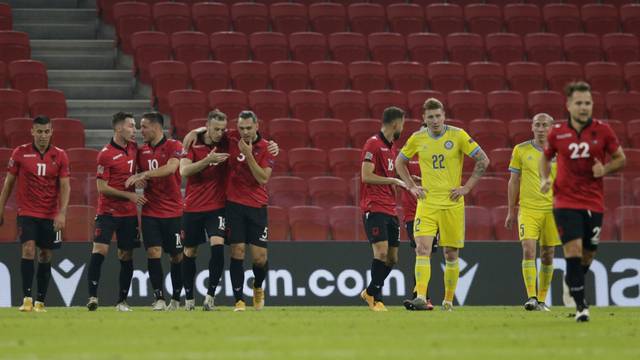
[270,2,308,35]
[269,176,308,208]
[113,2,152,54]
[471,177,509,208]
[308,176,350,208]
[64,205,96,241]
[309,2,347,35]
[368,32,406,65]
[625,62,640,92]
[0,3,12,30]
[387,61,427,93]
[407,33,445,64]
[505,62,545,95]
[270,60,308,93]
[288,89,327,121]
[8,60,47,95]
[210,31,249,64]
[545,61,584,94]
[0,31,30,65]
[229,60,269,93]
[190,60,228,94]
[4,117,32,148]
[27,89,66,118]
[249,32,289,64]
[590,90,607,120]
[425,3,465,37]
[191,2,230,35]
[309,61,348,94]
[543,4,581,36]
[329,206,366,241]
[268,205,289,241]
[488,147,513,174]
[67,147,99,175]
[169,90,209,137]
[0,61,5,88]
[580,4,619,36]
[171,31,210,66]
[348,3,386,36]
[51,118,85,149]
[0,89,26,144]
[329,148,361,181]
[328,32,368,64]
[408,90,446,119]
[468,118,510,152]
[491,206,518,241]
[621,4,640,37]
[606,91,640,122]
[485,33,524,66]
[152,2,191,36]
[230,2,269,35]
[446,33,485,65]
[149,60,189,113]
[289,32,328,64]
[602,33,639,65]
[427,61,466,94]
[328,90,369,121]
[504,4,542,36]
[0,147,12,169]
[628,119,640,148]
[464,4,503,37]
[368,90,407,120]
[248,89,289,123]
[585,62,625,94]
[446,118,467,130]
[604,119,626,147]
[387,3,425,36]
[348,61,387,94]
[271,144,288,176]
[268,118,308,150]
[527,91,566,121]
[308,118,348,151]
[633,177,640,205]
[623,149,640,179]
[466,62,505,94]
[349,118,381,149]
[131,31,171,84]
[616,206,640,241]
[288,205,329,241]
[524,33,563,65]
[0,207,17,242]
[208,89,248,121]
[289,147,328,179]
[508,119,533,145]
[466,206,494,240]
[397,118,422,148]
[448,90,487,123]
[604,176,626,210]
[487,90,526,122]
[563,33,602,65]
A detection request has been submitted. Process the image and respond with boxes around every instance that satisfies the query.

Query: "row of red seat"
[0,60,49,95]
[0,118,85,148]
[0,3,11,31]
[0,31,30,64]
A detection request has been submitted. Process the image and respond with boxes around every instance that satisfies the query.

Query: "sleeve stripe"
[399,152,410,161]
[508,167,521,174]
[469,146,481,158]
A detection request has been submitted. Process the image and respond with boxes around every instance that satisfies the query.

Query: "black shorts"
[553,208,603,251]
[17,216,61,250]
[93,215,141,250]
[182,209,226,248]
[141,216,183,255]
[406,221,439,251]
[226,201,268,248]
[363,212,400,247]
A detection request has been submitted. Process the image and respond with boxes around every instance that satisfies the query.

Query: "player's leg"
[164,217,183,310]
[518,209,541,310]
[361,212,391,311]
[181,212,205,311]
[114,216,140,311]
[373,217,400,311]
[33,219,61,312]
[580,211,602,310]
[537,212,560,311]
[406,221,417,299]
[87,215,114,311]
[227,202,248,311]
[142,217,166,310]
[203,209,226,311]
[247,206,268,311]
[440,206,465,311]
[406,205,438,310]
[167,252,183,310]
[17,216,39,311]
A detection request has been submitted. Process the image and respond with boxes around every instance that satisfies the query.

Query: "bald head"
[532,113,554,142]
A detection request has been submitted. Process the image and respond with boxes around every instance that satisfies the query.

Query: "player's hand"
[125,173,147,189]
[238,139,252,156]
[504,211,516,230]
[393,178,408,190]
[592,158,606,178]
[411,175,422,183]
[410,185,426,199]
[540,177,551,194]
[267,140,279,156]
[449,186,469,201]
[53,213,66,232]
[128,193,148,206]
[182,127,206,149]
[206,147,230,165]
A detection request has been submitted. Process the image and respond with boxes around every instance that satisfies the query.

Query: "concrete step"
[31,40,118,70]
[12,9,98,39]
[48,70,136,99]
[8,0,80,8]
[67,100,154,129]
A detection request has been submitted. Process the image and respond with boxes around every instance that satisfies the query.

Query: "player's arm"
[238,139,272,185]
[179,149,229,178]
[96,178,147,205]
[593,147,626,178]
[395,154,423,199]
[54,177,70,231]
[0,173,17,225]
[505,172,520,230]
[451,148,490,201]
[125,158,181,187]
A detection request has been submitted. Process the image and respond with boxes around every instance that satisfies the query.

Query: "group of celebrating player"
[0,80,626,321]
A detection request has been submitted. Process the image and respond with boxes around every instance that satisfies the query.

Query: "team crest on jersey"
[444,140,454,150]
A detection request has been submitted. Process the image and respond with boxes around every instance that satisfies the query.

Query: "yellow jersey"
[508,140,557,211]
[400,125,480,209]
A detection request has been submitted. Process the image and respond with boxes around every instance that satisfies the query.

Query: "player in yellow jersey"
[505,113,560,312]
[396,98,490,311]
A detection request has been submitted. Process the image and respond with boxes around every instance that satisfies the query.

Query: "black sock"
[208,245,224,296]
[183,255,196,300]
[171,260,183,301]
[118,260,133,303]
[36,262,51,302]
[87,253,105,298]
[253,261,268,289]
[230,258,244,302]
[566,257,586,311]
[366,259,387,299]
[374,263,393,302]
[21,258,34,298]
[148,258,164,300]
[582,263,591,275]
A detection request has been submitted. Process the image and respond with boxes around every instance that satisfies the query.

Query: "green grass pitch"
[1,306,639,360]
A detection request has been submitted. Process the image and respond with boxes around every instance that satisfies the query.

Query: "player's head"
[531,113,554,142]
[112,111,136,142]
[237,110,259,143]
[140,112,164,143]
[206,109,227,142]
[422,98,446,134]
[565,81,593,125]
[31,116,52,148]
[381,106,405,140]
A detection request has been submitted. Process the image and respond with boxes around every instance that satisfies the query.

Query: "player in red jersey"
[124,112,185,311]
[86,112,146,312]
[540,82,626,322]
[0,116,70,312]
[359,106,407,312]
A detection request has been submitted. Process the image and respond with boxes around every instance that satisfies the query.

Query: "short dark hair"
[382,106,405,124]
[208,109,227,122]
[112,111,134,128]
[238,110,258,123]
[423,98,444,111]
[142,112,164,126]
[32,116,50,125]
[565,81,591,98]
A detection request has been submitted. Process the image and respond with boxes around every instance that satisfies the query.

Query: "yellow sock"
[522,260,537,298]
[537,264,554,302]
[414,256,431,300]
[444,259,459,303]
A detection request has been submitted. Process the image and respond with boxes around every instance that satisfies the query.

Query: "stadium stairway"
[9,0,153,148]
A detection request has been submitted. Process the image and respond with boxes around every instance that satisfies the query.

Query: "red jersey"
[226,132,275,208]
[360,132,398,216]
[96,139,138,217]
[183,133,228,213]
[401,160,421,223]
[137,137,184,218]
[544,119,620,212]
[8,143,70,219]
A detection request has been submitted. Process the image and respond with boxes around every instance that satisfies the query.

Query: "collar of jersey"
[31,142,51,155]
[148,135,167,148]
[567,117,594,134]
[427,125,448,139]
[110,138,130,153]
[377,131,393,148]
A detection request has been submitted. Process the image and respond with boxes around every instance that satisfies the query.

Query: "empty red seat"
[0,207,17,242]
[328,32,368,64]
[329,148,361,181]
[229,60,269,93]
[563,33,602,65]
[426,3,465,37]
[580,4,619,36]
[349,61,387,94]
[468,119,510,152]
[628,119,640,148]
[524,33,563,65]
[113,2,152,54]
[308,176,350,208]
[491,206,518,241]
[51,118,85,149]
[152,2,190,36]
[309,2,347,35]
[0,31,30,64]
[607,91,640,122]
[269,176,308,209]
[388,61,427,93]
[623,149,640,179]
[210,31,249,64]
[506,61,545,95]
[8,60,47,94]
[504,4,542,36]
[0,3,12,30]
[585,62,624,94]
[309,61,348,93]
[171,31,210,66]
[328,90,368,121]
[485,33,524,65]
[528,90,566,121]
[625,62,640,92]
[508,119,533,145]
[471,177,509,208]
[487,90,526,122]
[602,33,639,65]
[368,90,407,120]
[150,60,189,114]
[604,119,626,146]
[621,4,640,37]
[131,31,171,84]
[349,118,381,148]
[208,89,248,120]
[0,147,12,169]
[289,32,327,64]
[407,33,444,64]
[192,2,230,35]
[168,89,208,138]
[545,61,584,93]
[348,3,386,36]
[269,118,308,150]
[397,118,422,148]
[0,89,26,145]
[270,60,308,93]
[288,89,327,121]
[231,2,269,35]
[488,147,513,174]
[604,176,626,210]
[248,89,288,123]
[329,205,366,241]
[408,90,446,118]
[268,206,289,241]
[249,32,288,63]
[308,118,348,150]
[427,61,465,94]
[368,32,406,65]
[289,147,328,179]
[27,89,66,118]
[190,60,228,94]
[68,178,87,206]
[448,90,487,122]
[4,117,32,148]
[616,206,640,241]
[387,3,425,36]
[62,205,96,242]
[67,147,99,174]
[270,2,308,35]
[465,4,503,37]
[288,205,329,241]
[446,33,485,65]
[0,61,5,88]
[466,62,505,94]
[543,4,581,36]
[466,206,494,240]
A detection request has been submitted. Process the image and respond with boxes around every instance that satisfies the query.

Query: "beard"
[393,131,401,140]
